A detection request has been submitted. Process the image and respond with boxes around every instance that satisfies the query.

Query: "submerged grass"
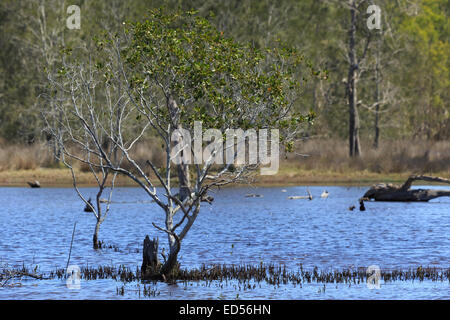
[3,263,449,286]
[2,262,448,297]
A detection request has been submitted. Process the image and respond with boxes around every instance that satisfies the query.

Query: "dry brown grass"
[0,138,448,186]
[285,139,450,175]
[0,142,54,171]
[77,138,166,174]
[0,138,166,174]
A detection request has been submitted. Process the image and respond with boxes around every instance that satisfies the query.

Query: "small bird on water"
[359,199,366,211]
[321,190,329,198]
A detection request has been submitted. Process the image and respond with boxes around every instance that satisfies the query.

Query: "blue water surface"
[0,185,448,299]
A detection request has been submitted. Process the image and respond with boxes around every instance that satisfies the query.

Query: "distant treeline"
[0,0,448,148]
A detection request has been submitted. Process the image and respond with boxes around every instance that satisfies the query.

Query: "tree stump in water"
[363,175,450,202]
[141,236,161,280]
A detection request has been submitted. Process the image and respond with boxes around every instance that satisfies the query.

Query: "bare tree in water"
[43,9,318,278]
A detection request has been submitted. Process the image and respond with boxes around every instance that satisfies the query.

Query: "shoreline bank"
[1,168,449,188]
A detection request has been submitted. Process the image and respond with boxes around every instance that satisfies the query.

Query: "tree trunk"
[141,236,160,279]
[363,175,450,201]
[177,163,191,201]
[168,95,192,201]
[347,0,362,157]
[159,234,180,277]
[155,95,188,279]
[93,220,101,249]
[373,35,381,149]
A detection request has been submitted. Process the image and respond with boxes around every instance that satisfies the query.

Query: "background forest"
[0,0,448,178]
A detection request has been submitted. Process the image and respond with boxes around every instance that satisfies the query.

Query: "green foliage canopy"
[118,9,316,146]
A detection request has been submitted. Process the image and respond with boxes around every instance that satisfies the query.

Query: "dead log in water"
[288,188,313,200]
[27,180,40,188]
[141,236,161,280]
[363,175,450,202]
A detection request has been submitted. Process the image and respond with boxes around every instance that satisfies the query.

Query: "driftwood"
[363,175,450,202]
[27,180,40,188]
[201,195,214,204]
[245,194,263,198]
[288,195,310,200]
[288,188,313,200]
[1,269,47,287]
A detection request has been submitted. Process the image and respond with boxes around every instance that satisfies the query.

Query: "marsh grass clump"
[144,263,450,286]
[96,241,120,252]
[116,283,161,297]
[4,263,449,294]
[91,242,140,254]
[50,265,141,282]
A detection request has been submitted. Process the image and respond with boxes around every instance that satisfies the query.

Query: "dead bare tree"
[346,0,375,157]
[42,42,125,249]
[19,0,82,159]
[319,0,374,157]
[360,0,405,149]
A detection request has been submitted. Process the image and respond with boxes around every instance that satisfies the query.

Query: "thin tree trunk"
[159,233,180,277]
[93,220,101,249]
[347,0,362,157]
[148,95,190,278]
[374,36,381,149]
[168,95,192,201]
[177,164,191,201]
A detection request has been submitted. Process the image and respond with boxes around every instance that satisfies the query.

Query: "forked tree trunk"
[363,175,450,201]
[159,234,181,277]
[141,95,188,281]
